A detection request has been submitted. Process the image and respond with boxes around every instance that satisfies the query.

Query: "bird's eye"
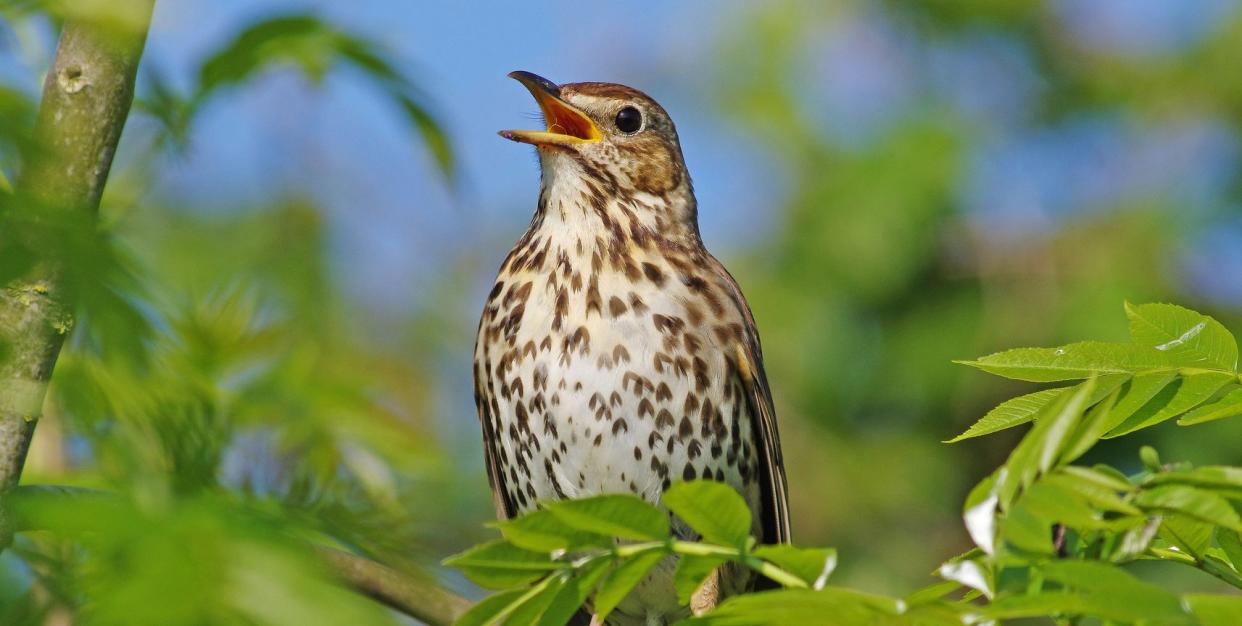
[615,106,642,134]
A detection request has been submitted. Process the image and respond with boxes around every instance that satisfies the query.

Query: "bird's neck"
[529,158,701,252]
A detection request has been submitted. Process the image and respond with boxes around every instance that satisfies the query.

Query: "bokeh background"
[2,0,1242,621]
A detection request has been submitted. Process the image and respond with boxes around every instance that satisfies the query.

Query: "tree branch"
[0,3,155,547]
[318,546,472,626]
[10,485,473,625]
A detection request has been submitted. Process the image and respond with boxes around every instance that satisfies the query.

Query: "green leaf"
[1179,386,1242,425]
[1105,371,1234,437]
[1057,465,1135,494]
[999,499,1054,554]
[495,509,610,552]
[1136,486,1242,531]
[662,481,752,547]
[1148,466,1242,490]
[1044,472,1140,516]
[503,575,566,626]
[679,588,907,626]
[538,558,612,626]
[1125,302,1238,371]
[594,551,666,620]
[673,553,728,604]
[442,540,560,589]
[1186,594,1242,626]
[996,378,1095,507]
[999,561,1190,623]
[945,388,1065,442]
[1097,371,1181,433]
[546,494,669,542]
[453,589,528,626]
[1059,385,1121,463]
[1215,527,1242,570]
[750,545,837,589]
[957,341,1169,382]
[1160,514,1216,560]
[949,375,1129,443]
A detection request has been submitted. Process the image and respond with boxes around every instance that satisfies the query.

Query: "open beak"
[500,71,601,147]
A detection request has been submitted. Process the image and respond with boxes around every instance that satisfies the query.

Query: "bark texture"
[0,4,155,544]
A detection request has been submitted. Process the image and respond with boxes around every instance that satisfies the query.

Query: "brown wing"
[474,357,518,520]
[705,255,791,545]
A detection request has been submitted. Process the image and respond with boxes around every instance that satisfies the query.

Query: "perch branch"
[0,2,155,548]
[10,485,473,625]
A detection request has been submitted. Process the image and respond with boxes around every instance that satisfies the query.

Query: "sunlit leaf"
[1125,302,1238,371]
[496,508,611,552]
[946,388,1066,442]
[538,558,611,626]
[957,341,1170,382]
[594,551,665,620]
[680,588,908,626]
[662,481,752,547]
[1179,386,1242,426]
[453,589,527,626]
[751,545,837,589]
[546,495,669,542]
[1136,486,1242,532]
[1105,371,1234,437]
[1215,528,1242,571]
[442,540,560,589]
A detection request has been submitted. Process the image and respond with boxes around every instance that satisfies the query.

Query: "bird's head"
[500,71,691,202]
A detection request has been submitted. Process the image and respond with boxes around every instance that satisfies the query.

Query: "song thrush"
[473,71,790,625]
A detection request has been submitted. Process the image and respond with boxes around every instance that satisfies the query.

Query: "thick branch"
[11,485,474,625]
[318,546,472,626]
[0,3,155,545]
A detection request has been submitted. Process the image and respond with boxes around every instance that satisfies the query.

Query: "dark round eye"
[615,106,642,134]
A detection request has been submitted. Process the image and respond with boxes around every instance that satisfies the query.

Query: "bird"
[473,71,789,626]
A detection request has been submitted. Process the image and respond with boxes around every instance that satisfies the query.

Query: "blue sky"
[2,0,1241,310]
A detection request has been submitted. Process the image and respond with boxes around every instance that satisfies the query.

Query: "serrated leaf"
[1125,302,1238,371]
[673,553,728,605]
[496,509,610,552]
[546,495,668,542]
[1179,386,1242,425]
[1137,486,1242,532]
[1105,371,1234,438]
[662,481,752,548]
[957,341,1169,382]
[454,589,528,626]
[946,388,1065,442]
[751,545,837,589]
[443,540,559,589]
[996,379,1094,508]
[593,551,665,620]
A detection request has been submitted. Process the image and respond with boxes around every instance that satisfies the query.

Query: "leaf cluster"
[448,303,1242,625]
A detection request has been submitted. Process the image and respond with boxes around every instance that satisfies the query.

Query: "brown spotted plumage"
[474,71,789,626]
